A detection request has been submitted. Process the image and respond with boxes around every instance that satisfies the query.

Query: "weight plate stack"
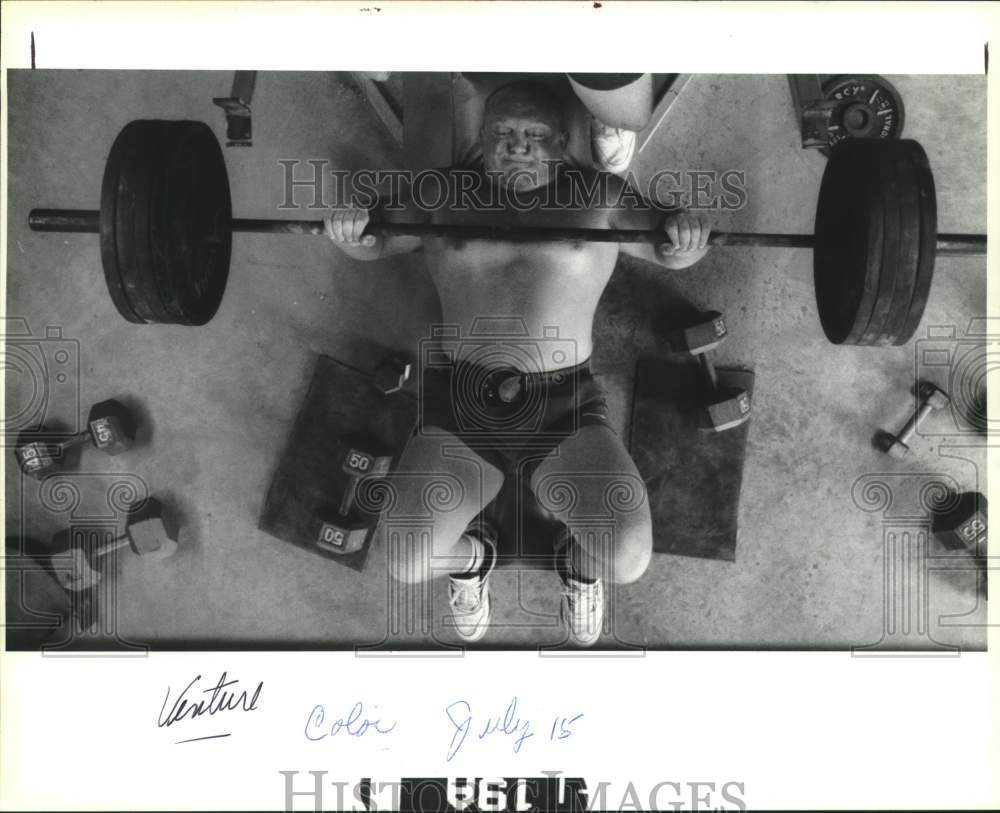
[875,142,923,346]
[99,120,231,325]
[813,139,884,344]
[159,121,232,325]
[128,121,179,323]
[896,141,937,346]
[100,123,145,323]
[814,139,937,346]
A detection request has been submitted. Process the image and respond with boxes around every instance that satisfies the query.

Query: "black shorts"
[419,359,612,474]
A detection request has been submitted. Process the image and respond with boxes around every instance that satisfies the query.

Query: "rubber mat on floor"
[259,355,417,571]
[629,358,754,562]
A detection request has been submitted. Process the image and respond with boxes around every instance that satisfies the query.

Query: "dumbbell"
[374,355,413,396]
[932,490,988,600]
[932,491,987,556]
[668,311,752,432]
[877,381,950,458]
[15,398,135,479]
[312,444,391,556]
[49,496,178,592]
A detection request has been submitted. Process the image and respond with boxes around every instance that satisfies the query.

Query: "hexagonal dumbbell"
[49,496,178,592]
[14,398,135,479]
[932,491,987,556]
[878,381,950,458]
[311,443,392,557]
[669,311,752,432]
[374,355,412,395]
[931,490,988,600]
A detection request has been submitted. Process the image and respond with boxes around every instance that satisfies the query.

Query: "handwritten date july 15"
[446,697,583,761]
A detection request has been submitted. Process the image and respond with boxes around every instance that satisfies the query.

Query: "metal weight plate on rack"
[822,75,905,149]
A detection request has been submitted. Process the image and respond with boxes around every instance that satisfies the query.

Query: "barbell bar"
[28,208,985,255]
[26,119,987,344]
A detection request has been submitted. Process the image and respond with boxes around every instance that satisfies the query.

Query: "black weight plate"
[876,141,923,346]
[160,122,231,325]
[128,121,183,324]
[147,122,195,323]
[860,143,905,346]
[896,141,938,345]
[113,121,175,323]
[99,124,144,323]
[814,140,885,344]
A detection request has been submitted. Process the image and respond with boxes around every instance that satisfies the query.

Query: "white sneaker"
[560,573,604,647]
[590,119,637,176]
[448,523,498,643]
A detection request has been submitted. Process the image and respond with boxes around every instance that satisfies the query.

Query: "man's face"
[481,100,568,190]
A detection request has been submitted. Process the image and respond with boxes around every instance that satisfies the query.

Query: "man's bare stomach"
[423,237,619,373]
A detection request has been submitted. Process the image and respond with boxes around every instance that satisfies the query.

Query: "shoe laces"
[562,577,601,621]
[449,573,486,613]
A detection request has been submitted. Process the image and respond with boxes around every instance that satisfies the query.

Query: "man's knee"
[561,489,653,585]
[386,529,431,584]
[609,511,652,584]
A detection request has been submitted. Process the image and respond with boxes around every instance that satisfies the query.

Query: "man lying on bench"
[325,80,711,646]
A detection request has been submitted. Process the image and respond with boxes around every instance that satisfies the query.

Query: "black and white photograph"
[1,2,996,811]
[5,68,989,651]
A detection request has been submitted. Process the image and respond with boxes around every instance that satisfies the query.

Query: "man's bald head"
[483,81,568,133]
[480,80,570,189]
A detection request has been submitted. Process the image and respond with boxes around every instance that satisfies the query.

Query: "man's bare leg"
[530,424,652,645]
[531,424,652,583]
[387,427,504,584]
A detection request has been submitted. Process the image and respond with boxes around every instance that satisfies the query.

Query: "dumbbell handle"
[92,534,133,559]
[61,428,102,452]
[893,400,936,446]
[698,352,719,392]
[26,210,988,256]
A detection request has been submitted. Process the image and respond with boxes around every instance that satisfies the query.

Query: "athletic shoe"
[590,119,637,175]
[560,572,604,647]
[448,521,498,643]
[554,529,605,646]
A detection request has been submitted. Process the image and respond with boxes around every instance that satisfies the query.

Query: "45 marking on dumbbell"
[15,398,136,478]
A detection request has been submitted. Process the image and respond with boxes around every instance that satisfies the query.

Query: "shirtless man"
[326,81,711,646]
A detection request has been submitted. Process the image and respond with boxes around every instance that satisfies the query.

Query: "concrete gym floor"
[4,71,988,649]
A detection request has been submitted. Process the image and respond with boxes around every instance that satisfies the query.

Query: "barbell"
[28,119,986,345]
